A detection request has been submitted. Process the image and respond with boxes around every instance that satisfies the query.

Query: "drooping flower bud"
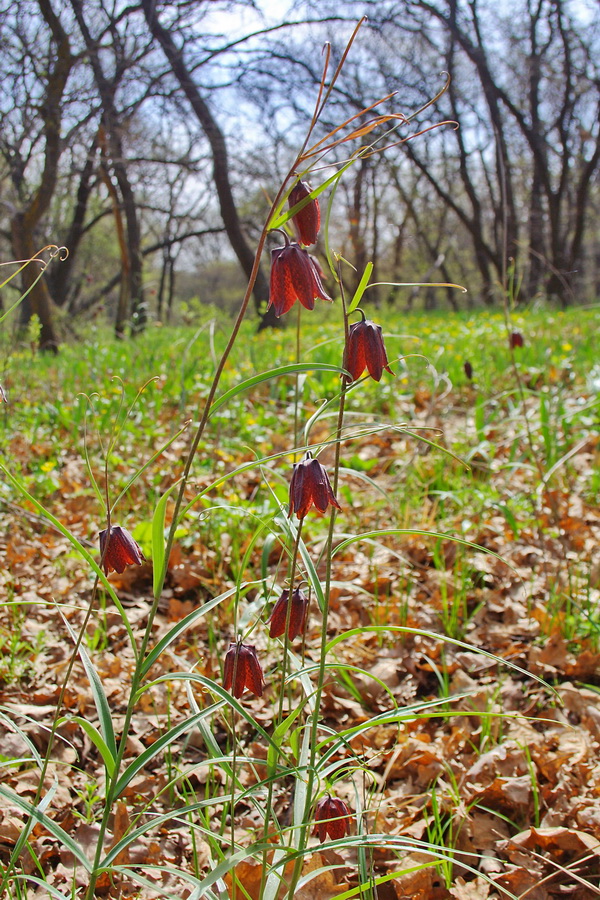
[288,452,341,520]
[223,642,265,699]
[269,235,331,318]
[313,795,352,842]
[98,525,144,575]
[343,311,394,382]
[510,331,524,349]
[288,180,320,246]
[464,360,473,380]
[268,587,309,641]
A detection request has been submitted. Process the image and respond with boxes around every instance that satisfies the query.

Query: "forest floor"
[1,306,599,899]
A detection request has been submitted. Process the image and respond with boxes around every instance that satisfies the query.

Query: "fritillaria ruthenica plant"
[344,309,395,382]
[268,233,332,317]
[268,586,309,641]
[288,179,321,246]
[98,525,145,575]
[223,642,265,699]
[0,20,468,900]
[288,451,342,519]
[313,795,353,842]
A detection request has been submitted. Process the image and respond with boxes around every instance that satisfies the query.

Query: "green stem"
[258,519,304,900]
[293,302,302,460]
[285,262,349,898]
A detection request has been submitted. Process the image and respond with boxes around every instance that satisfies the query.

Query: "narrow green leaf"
[325,624,554,693]
[141,584,242,677]
[57,716,115,777]
[332,528,509,568]
[0,786,91,872]
[13,875,73,900]
[267,704,305,777]
[0,710,43,768]
[347,261,374,314]
[114,709,212,798]
[262,847,288,900]
[111,422,190,511]
[268,162,354,232]
[0,264,47,325]
[115,680,286,798]
[152,478,182,599]
[293,726,312,850]
[61,614,117,761]
[209,364,345,419]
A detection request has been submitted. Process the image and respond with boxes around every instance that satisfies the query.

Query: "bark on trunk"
[10,0,73,351]
[70,0,146,336]
[141,0,277,328]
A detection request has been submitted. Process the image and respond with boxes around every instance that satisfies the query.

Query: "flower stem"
[285,261,349,898]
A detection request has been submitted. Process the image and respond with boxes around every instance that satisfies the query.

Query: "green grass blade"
[0,786,91,872]
[209,363,345,419]
[12,875,73,900]
[151,478,182,599]
[347,261,373,314]
[60,613,117,761]
[141,584,246,677]
[57,716,115,777]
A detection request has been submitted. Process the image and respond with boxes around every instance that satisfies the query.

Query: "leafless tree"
[1,0,74,350]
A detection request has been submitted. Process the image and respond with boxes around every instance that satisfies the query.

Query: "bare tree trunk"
[48,138,98,308]
[140,0,278,329]
[11,218,59,351]
[70,0,146,336]
[9,0,73,351]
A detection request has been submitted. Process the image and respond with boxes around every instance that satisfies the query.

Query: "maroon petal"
[344,323,367,381]
[287,246,317,311]
[289,180,321,246]
[289,455,340,518]
[268,590,290,639]
[306,458,331,513]
[269,247,298,317]
[308,257,332,303]
[99,525,144,575]
[289,588,309,640]
[289,462,312,519]
[240,644,265,696]
[223,643,237,693]
[363,324,386,381]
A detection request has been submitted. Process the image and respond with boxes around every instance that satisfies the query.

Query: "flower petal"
[289,180,321,246]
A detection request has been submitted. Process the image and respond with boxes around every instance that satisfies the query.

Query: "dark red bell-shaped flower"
[313,795,352,842]
[98,525,144,575]
[269,235,331,318]
[288,179,320,246]
[223,642,265,699]
[464,360,473,380]
[343,311,394,382]
[510,330,524,349]
[288,452,341,520]
[268,587,309,641]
